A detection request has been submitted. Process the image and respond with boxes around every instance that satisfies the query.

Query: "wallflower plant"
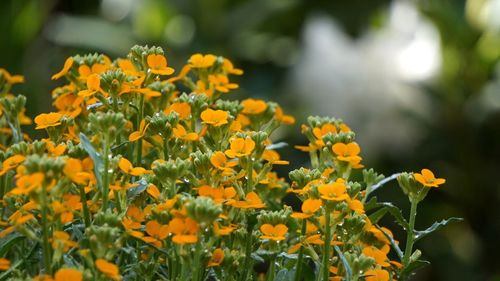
[0,46,460,281]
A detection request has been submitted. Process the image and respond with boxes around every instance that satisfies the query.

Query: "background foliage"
[1,0,499,280]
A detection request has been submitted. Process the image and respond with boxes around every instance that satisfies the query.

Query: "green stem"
[135,94,145,167]
[102,135,111,211]
[322,206,332,281]
[192,241,203,281]
[246,156,253,193]
[403,200,418,266]
[241,229,254,281]
[78,185,91,228]
[294,220,307,281]
[41,185,52,275]
[266,254,277,281]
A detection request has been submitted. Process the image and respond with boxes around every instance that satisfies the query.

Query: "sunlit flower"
[232,192,266,209]
[164,102,191,119]
[210,151,238,176]
[317,179,349,202]
[364,269,389,281]
[34,112,63,129]
[95,259,121,281]
[173,124,198,141]
[260,223,288,241]
[147,54,174,75]
[291,199,322,219]
[207,248,225,267]
[208,74,238,93]
[119,158,148,176]
[413,168,445,188]
[332,142,363,167]
[77,74,103,98]
[201,108,229,127]
[225,137,255,158]
[241,99,267,115]
[51,57,74,80]
[189,53,217,68]
[363,246,390,267]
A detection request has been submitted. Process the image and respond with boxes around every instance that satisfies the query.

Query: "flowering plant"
[0,46,459,281]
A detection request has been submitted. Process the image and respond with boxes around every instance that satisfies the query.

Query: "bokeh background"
[1,0,500,280]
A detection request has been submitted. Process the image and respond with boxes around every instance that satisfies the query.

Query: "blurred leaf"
[414,217,463,242]
[0,234,24,257]
[398,259,430,281]
[334,245,352,281]
[79,132,103,190]
[127,178,148,202]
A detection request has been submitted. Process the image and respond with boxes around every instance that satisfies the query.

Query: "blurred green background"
[1,0,500,280]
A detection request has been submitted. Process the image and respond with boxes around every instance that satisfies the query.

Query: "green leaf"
[364,196,379,211]
[333,245,352,281]
[414,217,463,242]
[0,234,24,257]
[275,269,289,281]
[127,178,149,202]
[79,132,103,190]
[369,202,410,230]
[376,225,403,260]
[0,260,22,280]
[398,259,430,281]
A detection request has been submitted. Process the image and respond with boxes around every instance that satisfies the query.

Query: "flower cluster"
[0,46,456,281]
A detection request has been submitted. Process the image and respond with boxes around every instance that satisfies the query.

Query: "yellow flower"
[200,108,229,127]
[129,120,150,142]
[34,112,63,130]
[0,258,10,271]
[54,268,83,281]
[208,74,238,93]
[231,192,266,209]
[291,199,322,219]
[118,158,148,176]
[0,68,24,84]
[10,172,45,195]
[332,142,363,167]
[317,179,349,202]
[0,154,25,176]
[260,223,288,241]
[362,246,390,267]
[77,73,102,98]
[95,259,121,281]
[78,63,107,79]
[207,248,225,267]
[169,217,199,244]
[164,102,191,119]
[210,151,238,176]
[413,168,445,187]
[51,57,74,80]
[172,124,198,141]
[364,269,389,281]
[241,99,267,115]
[274,106,295,125]
[262,150,289,165]
[224,137,255,158]
[189,53,217,68]
[223,58,243,75]
[147,54,174,75]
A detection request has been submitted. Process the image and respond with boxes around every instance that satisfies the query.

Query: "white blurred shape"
[100,0,133,22]
[290,2,441,159]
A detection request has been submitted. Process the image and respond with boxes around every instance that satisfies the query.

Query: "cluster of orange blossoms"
[0,46,448,281]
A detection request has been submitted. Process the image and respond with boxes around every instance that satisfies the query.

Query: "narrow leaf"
[79,132,103,190]
[0,234,24,258]
[399,259,430,281]
[414,217,463,242]
[333,245,352,281]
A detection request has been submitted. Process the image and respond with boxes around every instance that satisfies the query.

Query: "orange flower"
[288,234,324,254]
[63,158,93,185]
[208,74,238,93]
[147,54,174,75]
[241,99,267,115]
[413,168,445,188]
[51,57,74,80]
[10,172,45,195]
[0,258,10,271]
[224,137,255,158]
[78,63,107,79]
[291,199,322,219]
[146,184,161,200]
[164,102,191,119]
[332,142,363,167]
[95,259,121,281]
[223,58,243,75]
[213,222,237,236]
[129,120,150,142]
[169,217,199,244]
[260,223,288,241]
[118,158,148,176]
[231,192,266,209]
[172,124,198,141]
[364,269,389,281]
[77,74,103,98]
[362,246,390,267]
[51,231,78,252]
[207,248,225,267]
[262,150,289,165]
[313,124,337,147]
[54,268,83,281]
[0,154,25,176]
[143,220,169,246]
[200,109,229,127]
[189,53,217,68]
[347,199,365,214]
[317,179,349,202]
[198,185,237,204]
[274,106,295,125]
[210,151,238,176]
[0,68,24,84]
[34,112,63,130]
